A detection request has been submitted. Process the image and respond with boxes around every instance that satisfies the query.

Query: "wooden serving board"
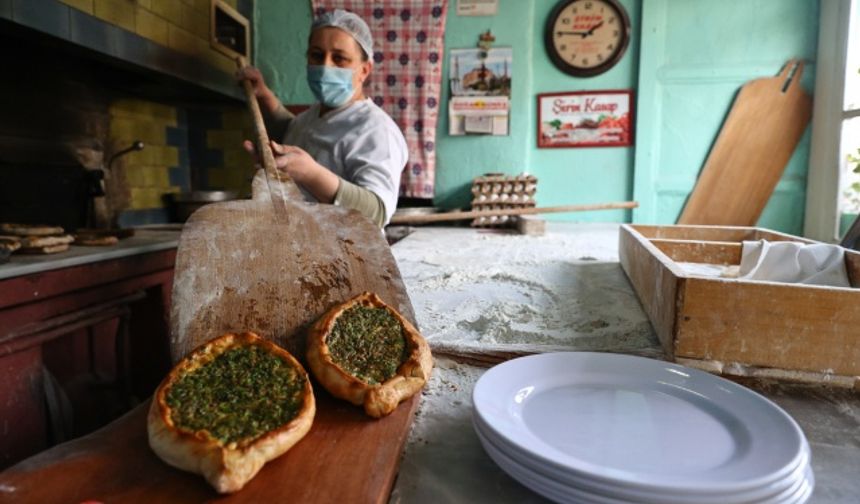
[0,392,418,503]
[678,60,812,226]
[0,196,424,502]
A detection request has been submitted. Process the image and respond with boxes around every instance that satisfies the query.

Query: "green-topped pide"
[327,305,409,385]
[166,344,307,445]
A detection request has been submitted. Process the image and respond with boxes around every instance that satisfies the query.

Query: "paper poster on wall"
[457,0,498,16]
[537,90,633,148]
[449,96,509,135]
[448,47,512,136]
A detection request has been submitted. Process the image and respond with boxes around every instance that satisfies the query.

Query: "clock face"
[545,0,631,77]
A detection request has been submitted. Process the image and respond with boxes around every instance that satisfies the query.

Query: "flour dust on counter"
[390,357,553,503]
[391,224,658,355]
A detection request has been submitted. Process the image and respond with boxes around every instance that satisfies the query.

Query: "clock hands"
[557,30,589,37]
[556,21,605,39]
[587,21,604,36]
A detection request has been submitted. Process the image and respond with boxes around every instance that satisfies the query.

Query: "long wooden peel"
[152,62,423,503]
[678,60,812,226]
[389,201,638,225]
[236,56,293,217]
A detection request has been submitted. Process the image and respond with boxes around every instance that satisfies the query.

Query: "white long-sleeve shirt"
[261,98,408,225]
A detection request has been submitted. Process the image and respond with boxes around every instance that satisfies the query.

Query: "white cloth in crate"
[739,240,851,287]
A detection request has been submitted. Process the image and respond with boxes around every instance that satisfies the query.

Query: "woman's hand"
[235,66,269,99]
[243,140,340,203]
[235,66,283,115]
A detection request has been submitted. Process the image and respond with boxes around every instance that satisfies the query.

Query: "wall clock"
[545,0,631,77]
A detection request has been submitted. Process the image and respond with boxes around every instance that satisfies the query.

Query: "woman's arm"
[334,179,387,227]
[236,66,294,139]
[243,140,340,203]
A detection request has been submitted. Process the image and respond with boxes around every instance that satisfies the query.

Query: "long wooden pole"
[389,201,638,225]
[236,56,291,217]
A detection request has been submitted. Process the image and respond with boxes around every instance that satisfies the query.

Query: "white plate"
[476,426,625,504]
[475,419,813,504]
[472,352,809,494]
[474,415,812,504]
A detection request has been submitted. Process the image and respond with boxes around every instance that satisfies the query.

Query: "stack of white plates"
[472,352,814,504]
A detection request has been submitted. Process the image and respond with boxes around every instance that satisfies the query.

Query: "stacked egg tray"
[470,173,537,228]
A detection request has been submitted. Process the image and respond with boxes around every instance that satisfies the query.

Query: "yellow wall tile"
[194,37,213,59]
[151,0,182,21]
[148,187,165,207]
[110,117,166,145]
[58,0,94,14]
[147,166,170,188]
[124,166,170,189]
[223,148,252,169]
[191,0,210,13]
[121,148,154,167]
[124,165,145,187]
[222,0,238,9]
[207,168,226,188]
[181,3,210,39]
[157,146,180,166]
[138,0,152,8]
[136,7,169,46]
[225,168,251,189]
[168,24,200,55]
[129,187,162,209]
[110,99,177,125]
[128,187,145,209]
[94,0,136,32]
[110,99,152,118]
[206,129,245,150]
[209,51,238,75]
[140,166,157,187]
[152,105,178,125]
[220,108,252,129]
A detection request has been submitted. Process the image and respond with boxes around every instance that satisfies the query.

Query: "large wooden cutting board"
[678,60,812,226]
[0,190,423,503]
[0,393,418,503]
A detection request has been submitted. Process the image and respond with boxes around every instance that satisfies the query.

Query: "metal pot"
[169,190,238,222]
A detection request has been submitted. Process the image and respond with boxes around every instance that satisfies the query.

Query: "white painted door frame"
[804,0,852,241]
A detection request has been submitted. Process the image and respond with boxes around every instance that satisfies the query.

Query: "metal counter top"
[0,229,180,280]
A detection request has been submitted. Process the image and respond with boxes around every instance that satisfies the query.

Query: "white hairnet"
[312,9,374,59]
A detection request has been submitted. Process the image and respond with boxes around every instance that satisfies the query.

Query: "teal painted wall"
[254,0,818,230]
[253,0,315,105]
[435,0,640,224]
[434,0,535,211]
[632,0,818,234]
[527,0,640,223]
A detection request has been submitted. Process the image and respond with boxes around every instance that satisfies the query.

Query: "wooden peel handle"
[389,201,639,225]
[236,57,284,184]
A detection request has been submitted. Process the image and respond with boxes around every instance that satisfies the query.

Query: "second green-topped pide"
[165,345,306,444]
[327,305,409,385]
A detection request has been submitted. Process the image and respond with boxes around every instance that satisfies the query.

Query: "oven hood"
[0,0,246,103]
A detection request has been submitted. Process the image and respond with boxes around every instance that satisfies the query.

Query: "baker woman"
[238,9,407,228]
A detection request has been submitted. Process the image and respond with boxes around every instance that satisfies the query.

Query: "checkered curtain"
[310,0,448,199]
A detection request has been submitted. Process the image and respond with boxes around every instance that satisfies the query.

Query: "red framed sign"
[537,90,633,148]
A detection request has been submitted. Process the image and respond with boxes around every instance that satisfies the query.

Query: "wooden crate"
[618,224,860,384]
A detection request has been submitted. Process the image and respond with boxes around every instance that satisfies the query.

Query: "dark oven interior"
[0,163,97,231]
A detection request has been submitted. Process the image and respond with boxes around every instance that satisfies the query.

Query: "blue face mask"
[306,65,355,108]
